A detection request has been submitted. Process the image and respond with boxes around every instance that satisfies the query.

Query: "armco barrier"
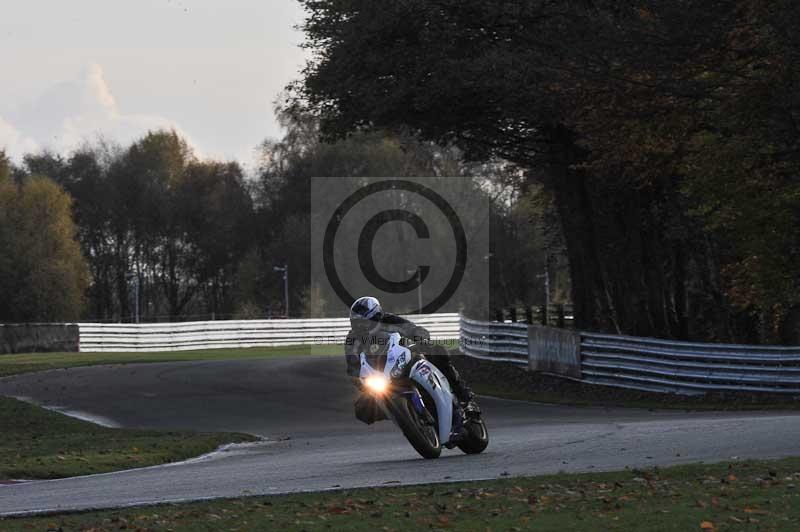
[78,313,460,352]
[459,316,529,365]
[459,317,800,395]
[580,331,800,395]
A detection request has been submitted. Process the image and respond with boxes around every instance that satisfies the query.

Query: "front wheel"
[386,394,441,459]
[457,418,489,454]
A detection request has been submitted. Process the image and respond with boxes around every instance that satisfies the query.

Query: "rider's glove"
[350,376,364,390]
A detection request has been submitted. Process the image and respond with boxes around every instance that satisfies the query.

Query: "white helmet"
[350,296,383,330]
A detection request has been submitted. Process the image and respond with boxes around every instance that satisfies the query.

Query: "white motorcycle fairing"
[356,332,488,458]
[408,359,454,446]
[358,332,456,446]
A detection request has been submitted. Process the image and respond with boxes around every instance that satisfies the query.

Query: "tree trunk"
[779,306,800,345]
[541,128,737,341]
[543,129,617,333]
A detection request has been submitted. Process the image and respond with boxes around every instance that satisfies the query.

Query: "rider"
[345,296,480,424]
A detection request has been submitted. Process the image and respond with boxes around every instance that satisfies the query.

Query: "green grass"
[454,356,800,411]
[0,344,340,378]
[3,457,800,530]
[0,396,256,480]
[0,346,335,479]
[0,346,339,480]
[471,382,800,411]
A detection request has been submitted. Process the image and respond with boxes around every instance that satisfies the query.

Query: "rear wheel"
[386,392,441,459]
[457,418,489,454]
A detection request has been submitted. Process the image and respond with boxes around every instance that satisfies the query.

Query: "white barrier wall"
[78,313,460,352]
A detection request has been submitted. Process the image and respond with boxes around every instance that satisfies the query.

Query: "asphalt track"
[2,355,800,516]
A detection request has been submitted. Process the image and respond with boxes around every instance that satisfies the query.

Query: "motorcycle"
[359,332,489,459]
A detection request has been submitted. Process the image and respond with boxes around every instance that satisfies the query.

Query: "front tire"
[386,394,441,459]
[457,418,489,454]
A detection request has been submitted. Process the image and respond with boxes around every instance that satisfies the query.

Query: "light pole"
[416,268,422,314]
[406,267,423,314]
[273,264,289,317]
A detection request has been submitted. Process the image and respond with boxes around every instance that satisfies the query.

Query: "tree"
[552,1,800,341]
[16,133,258,322]
[0,150,12,183]
[256,106,502,317]
[0,174,89,322]
[64,145,120,320]
[293,0,800,342]
[108,130,256,319]
[22,144,124,320]
[178,160,255,316]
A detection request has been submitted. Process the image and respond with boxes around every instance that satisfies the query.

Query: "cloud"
[0,115,39,159]
[2,63,196,161]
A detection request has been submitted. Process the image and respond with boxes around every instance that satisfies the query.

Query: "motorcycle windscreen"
[358,333,393,371]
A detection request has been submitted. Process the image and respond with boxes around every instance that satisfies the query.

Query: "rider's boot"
[425,344,481,419]
[441,362,481,419]
[458,390,481,419]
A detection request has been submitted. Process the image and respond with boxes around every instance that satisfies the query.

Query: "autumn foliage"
[293,0,800,343]
[0,164,88,322]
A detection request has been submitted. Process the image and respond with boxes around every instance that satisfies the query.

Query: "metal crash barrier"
[459,316,800,395]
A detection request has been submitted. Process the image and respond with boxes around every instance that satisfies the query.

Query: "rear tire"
[386,394,441,459]
[457,418,489,454]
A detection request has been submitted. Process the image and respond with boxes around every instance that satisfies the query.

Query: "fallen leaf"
[700,520,715,530]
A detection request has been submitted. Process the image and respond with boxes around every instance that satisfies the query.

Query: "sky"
[0,0,309,168]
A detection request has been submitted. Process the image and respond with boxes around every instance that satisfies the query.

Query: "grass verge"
[0,396,255,480]
[3,457,800,530]
[0,345,332,479]
[454,355,800,411]
[0,344,339,379]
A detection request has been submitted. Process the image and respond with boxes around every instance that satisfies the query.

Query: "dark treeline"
[292,0,800,344]
[257,107,566,319]
[5,1,797,344]
[0,115,563,322]
[5,132,255,322]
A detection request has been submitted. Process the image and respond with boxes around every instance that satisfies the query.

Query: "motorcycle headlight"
[364,375,388,394]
